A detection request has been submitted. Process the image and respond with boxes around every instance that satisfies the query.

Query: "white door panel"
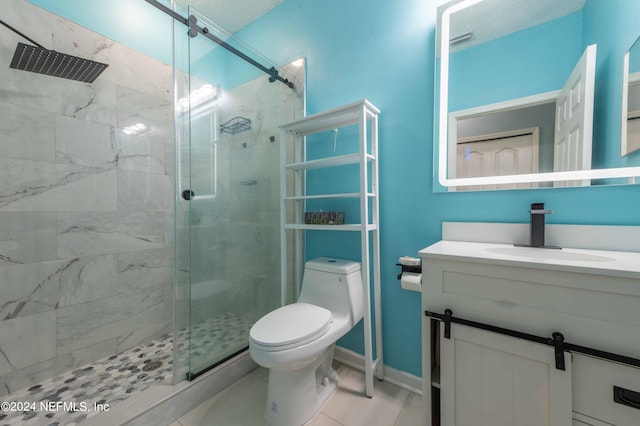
[554,44,596,186]
[457,128,539,191]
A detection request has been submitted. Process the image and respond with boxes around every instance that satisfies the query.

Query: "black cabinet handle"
[614,386,640,410]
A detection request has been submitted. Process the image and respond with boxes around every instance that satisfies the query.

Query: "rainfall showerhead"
[10,42,108,83]
[1,19,108,83]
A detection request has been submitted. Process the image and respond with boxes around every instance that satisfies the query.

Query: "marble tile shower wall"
[186,62,303,327]
[0,1,174,395]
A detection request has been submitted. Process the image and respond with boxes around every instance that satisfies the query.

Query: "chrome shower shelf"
[220,116,251,134]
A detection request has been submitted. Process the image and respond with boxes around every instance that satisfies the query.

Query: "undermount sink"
[484,246,614,263]
[419,240,640,278]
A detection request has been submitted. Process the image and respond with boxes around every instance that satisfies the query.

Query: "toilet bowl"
[249,257,364,426]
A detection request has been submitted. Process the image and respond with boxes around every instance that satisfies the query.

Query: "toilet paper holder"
[396,263,421,280]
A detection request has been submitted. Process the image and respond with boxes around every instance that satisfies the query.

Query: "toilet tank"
[298,257,364,324]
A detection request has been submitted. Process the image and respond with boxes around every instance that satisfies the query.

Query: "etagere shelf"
[279,99,383,397]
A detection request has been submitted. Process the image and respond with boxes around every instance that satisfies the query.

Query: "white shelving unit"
[279,99,383,397]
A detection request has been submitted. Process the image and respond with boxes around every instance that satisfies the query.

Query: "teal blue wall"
[449,11,583,111]
[27,0,640,378]
[236,0,640,378]
[630,41,640,73]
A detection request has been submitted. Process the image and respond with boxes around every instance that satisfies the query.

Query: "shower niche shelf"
[279,99,382,397]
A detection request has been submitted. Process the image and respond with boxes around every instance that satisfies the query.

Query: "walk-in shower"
[0,1,303,424]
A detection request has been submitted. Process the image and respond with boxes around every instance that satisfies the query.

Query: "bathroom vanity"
[420,235,640,425]
[424,0,640,421]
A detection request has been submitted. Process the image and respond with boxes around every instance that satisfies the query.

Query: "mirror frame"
[437,0,640,189]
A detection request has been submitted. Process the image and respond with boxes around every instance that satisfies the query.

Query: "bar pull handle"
[614,386,640,410]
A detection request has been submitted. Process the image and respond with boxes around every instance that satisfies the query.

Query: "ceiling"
[173,0,285,34]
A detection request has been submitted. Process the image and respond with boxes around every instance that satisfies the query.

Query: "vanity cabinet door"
[573,353,640,425]
[440,323,572,426]
[572,412,612,425]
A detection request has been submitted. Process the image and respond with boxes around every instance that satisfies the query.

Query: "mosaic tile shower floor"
[0,313,253,426]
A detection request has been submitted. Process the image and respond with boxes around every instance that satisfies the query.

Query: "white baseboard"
[333,346,422,395]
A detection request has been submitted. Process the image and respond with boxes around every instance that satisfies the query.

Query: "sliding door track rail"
[145,0,294,89]
[426,309,640,371]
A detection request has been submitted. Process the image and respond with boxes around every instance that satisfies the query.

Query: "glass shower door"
[181,7,304,378]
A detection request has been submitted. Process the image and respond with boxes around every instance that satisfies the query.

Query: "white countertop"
[419,240,640,279]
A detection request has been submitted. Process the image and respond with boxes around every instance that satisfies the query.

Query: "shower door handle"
[182,189,195,200]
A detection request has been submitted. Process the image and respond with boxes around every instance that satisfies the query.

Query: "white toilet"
[249,257,364,426]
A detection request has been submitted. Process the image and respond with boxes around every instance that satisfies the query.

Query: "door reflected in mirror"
[449,44,596,191]
[434,0,640,192]
[453,104,551,191]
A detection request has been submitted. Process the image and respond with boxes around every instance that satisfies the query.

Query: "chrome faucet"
[529,202,553,247]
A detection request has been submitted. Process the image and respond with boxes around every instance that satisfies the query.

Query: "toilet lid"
[250,303,332,348]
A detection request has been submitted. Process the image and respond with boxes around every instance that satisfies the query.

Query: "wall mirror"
[622,36,640,157]
[434,0,640,192]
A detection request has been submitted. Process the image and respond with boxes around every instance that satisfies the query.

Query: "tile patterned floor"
[174,362,423,426]
[185,313,255,375]
[0,313,253,426]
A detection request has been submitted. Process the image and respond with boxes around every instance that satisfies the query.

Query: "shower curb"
[83,351,257,426]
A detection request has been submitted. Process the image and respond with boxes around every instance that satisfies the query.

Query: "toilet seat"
[250,303,332,351]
